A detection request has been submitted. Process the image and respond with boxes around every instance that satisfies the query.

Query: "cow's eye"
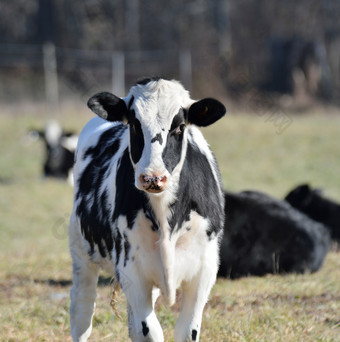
[129,118,143,136]
[129,120,136,133]
[175,123,186,136]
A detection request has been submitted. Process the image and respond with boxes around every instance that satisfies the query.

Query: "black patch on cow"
[129,110,144,164]
[82,125,124,161]
[115,269,120,284]
[167,132,224,237]
[115,228,122,266]
[76,125,126,257]
[192,329,198,340]
[151,133,163,145]
[162,111,186,173]
[128,96,134,110]
[112,148,147,228]
[170,111,186,131]
[141,321,149,336]
[143,201,159,231]
[123,232,131,266]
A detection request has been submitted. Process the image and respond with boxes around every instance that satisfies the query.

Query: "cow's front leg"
[127,287,161,340]
[123,275,163,342]
[174,242,219,342]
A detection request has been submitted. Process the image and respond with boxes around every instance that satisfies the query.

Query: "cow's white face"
[87,78,226,195]
[126,80,194,194]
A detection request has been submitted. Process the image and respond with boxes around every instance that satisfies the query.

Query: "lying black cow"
[30,121,77,184]
[285,184,340,244]
[218,190,330,279]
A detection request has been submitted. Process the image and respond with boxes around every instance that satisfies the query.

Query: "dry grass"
[0,104,339,341]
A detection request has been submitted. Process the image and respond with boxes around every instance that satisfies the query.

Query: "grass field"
[0,103,339,341]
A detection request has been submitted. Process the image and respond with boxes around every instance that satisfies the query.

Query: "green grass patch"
[0,105,339,341]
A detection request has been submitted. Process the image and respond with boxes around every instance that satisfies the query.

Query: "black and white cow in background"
[218,190,331,279]
[285,184,340,244]
[30,121,78,184]
[69,78,226,341]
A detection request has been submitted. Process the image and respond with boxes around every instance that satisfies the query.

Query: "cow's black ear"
[87,92,128,122]
[285,184,313,207]
[187,98,226,127]
[296,184,314,206]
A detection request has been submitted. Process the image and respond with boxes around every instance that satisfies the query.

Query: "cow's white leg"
[127,288,160,342]
[70,258,99,342]
[174,242,219,342]
[124,280,164,342]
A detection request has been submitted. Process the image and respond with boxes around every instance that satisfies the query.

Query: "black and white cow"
[285,184,340,244]
[218,190,331,279]
[30,121,78,184]
[69,78,226,341]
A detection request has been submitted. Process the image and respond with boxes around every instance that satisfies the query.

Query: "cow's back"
[72,117,131,259]
[74,117,123,170]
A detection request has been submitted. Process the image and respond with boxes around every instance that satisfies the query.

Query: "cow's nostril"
[153,175,166,182]
[143,175,154,183]
[139,174,167,192]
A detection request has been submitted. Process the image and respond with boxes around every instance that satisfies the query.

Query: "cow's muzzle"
[139,174,168,193]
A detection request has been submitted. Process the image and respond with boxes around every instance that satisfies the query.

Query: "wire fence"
[0,43,192,106]
[1,40,339,109]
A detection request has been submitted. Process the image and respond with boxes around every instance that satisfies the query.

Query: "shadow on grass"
[34,275,113,287]
[0,176,13,185]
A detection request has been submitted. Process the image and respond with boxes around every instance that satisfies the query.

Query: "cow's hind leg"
[70,256,99,342]
[174,242,219,342]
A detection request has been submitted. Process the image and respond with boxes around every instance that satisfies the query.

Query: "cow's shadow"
[34,276,113,287]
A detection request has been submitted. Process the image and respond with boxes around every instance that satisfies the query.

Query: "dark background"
[0,0,339,107]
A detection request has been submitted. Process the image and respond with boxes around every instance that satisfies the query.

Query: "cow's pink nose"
[139,174,167,193]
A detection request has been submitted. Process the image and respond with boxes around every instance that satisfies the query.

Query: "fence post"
[43,42,59,111]
[112,52,125,96]
[179,50,192,90]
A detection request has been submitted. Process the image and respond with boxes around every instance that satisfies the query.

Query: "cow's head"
[87,78,226,195]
